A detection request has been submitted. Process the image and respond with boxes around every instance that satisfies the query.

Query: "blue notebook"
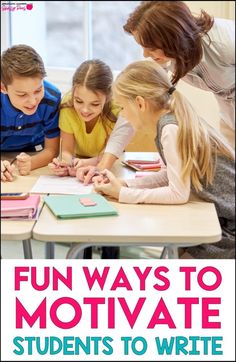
[43,193,118,219]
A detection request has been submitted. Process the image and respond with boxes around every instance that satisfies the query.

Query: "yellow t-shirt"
[59,92,120,157]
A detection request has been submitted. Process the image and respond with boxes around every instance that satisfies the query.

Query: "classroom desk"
[32,152,222,259]
[1,153,48,258]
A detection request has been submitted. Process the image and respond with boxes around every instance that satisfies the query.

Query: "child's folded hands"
[93,169,125,200]
[48,157,88,177]
[16,152,31,176]
[48,158,70,177]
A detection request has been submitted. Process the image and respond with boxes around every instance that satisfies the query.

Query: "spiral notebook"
[43,193,118,219]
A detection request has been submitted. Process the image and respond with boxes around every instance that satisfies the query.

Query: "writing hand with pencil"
[48,138,77,176]
[48,157,72,176]
[48,138,72,176]
[1,159,16,182]
[48,157,87,177]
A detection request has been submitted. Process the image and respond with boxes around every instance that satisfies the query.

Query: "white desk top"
[32,152,221,246]
[1,152,222,248]
[33,199,221,245]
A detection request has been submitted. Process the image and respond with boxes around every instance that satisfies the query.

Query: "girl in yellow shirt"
[48,59,128,177]
[49,59,126,259]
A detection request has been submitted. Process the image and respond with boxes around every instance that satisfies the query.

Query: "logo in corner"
[1,2,34,12]
[26,3,33,11]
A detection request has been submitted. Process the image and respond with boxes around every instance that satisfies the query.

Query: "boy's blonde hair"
[113,60,234,191]
[1,44,46,86]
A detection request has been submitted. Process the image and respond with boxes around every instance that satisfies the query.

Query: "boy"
[1,44,61,181]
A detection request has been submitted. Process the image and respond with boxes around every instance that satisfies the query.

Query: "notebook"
[43,193,118,219]
[1,194,41,220]
[121,159,163,171]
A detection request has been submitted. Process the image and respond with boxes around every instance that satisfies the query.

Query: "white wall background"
[185,1,235,19]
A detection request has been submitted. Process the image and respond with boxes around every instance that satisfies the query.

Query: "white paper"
[30,175,93,195]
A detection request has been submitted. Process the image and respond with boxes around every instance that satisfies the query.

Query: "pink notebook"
[1,194,41,220]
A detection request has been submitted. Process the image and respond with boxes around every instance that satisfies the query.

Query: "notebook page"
[30,175,93,195]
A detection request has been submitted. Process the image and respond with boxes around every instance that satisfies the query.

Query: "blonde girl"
[94,60,235,259]
[48,59,134,185]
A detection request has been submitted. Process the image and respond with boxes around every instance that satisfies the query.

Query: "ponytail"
[170,91,234,191]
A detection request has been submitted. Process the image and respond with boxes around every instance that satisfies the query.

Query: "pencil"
[59,138,62,162]
[10,157,17,165]
[2,157,17,175]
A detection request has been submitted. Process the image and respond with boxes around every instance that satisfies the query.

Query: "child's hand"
[92,171,110,184]
[48,158,69,177]
[67,166,77,177]
[76,165,100,185]
[73,158,92,168]
[72,157,81,167]
[16,152,31,176]
[93,169,123,200]
[1,160,15,182]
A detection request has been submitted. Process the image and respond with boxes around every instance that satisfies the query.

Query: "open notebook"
[43,193,118,219]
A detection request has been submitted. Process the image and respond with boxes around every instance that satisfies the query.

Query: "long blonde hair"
[113,60,234,191]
